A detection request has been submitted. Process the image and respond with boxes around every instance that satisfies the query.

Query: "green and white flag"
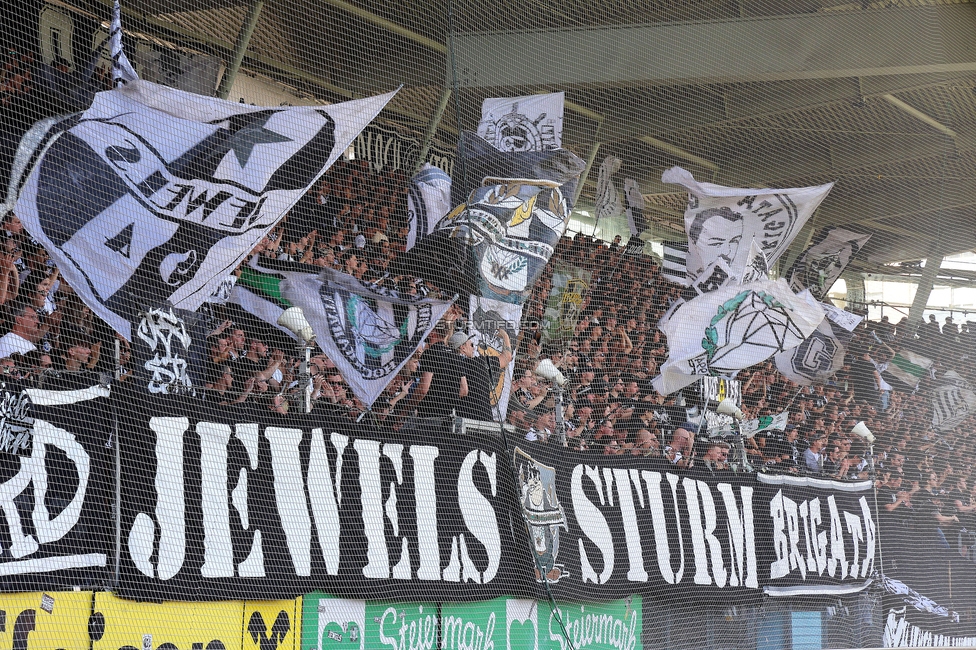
[231,257,453,406]
[882,350,933,392]
[653,279,824,395]
[740,411,789,438]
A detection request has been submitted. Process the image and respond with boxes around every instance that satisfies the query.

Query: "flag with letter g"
[14,79,395,339]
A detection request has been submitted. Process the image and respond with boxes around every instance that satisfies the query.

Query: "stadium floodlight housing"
[717,397,744,421]
[534,359,568,387]
[851,421,876,444]
[277,307,316,344]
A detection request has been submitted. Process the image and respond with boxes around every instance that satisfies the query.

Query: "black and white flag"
[773,303,859,386]
[13,80,395,340]
[478,92,563,152]
[787,227,871,301]
[931,370,976,431]
[469,296,521,421]
[401,133,585,304]
[405,163,452,252]
[110,0,138,87]
[623,178,647,237]
[662,166,833,294]
[593,155,622,228]
[774,316,851,386]
[279,265,453,407]
[661,241,690,285]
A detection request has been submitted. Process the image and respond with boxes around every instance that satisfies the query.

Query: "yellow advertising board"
[0,590,92,649]
[243,598,302,650]
[92,592,244,650]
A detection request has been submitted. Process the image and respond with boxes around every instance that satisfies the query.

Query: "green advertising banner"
[302,594,641,650]
[540,597,642,650]
[302,593,437,650]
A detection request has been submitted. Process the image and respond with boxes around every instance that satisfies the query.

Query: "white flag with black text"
[13,80,395,339]
[281,266,454,407]
[662,166,834,294]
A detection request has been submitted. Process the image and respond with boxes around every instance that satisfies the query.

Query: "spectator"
[665,423,697,469]
[0,300,40,357]
[454,327,512,421]
[804,435,827,474]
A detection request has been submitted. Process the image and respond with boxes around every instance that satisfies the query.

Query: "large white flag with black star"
[662,166,834,294]
[13,80,395,339]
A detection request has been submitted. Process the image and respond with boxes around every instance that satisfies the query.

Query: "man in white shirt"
[0,301,41,358]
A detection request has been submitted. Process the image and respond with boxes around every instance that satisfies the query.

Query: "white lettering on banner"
[684,478,727,587]
[307,429,345,576]
[458,450,501,584]
[614,469,646,582]
[442,612,496,650]
[548,605,639,650]
[769,489,872,582]
[572,469,757,587]
[572,465,614,584]
[645,472,685,584]
[0,417,106,573]
[828,496,848,579]
[378,605,438,650]
[884,608,976,648]
[154,416,186,580]
[198,422,233,577]
[128,420,502,584]
[411,445,440,581]
[267,426,312,576]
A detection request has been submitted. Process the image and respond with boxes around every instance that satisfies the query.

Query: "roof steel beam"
[451,5,976,89]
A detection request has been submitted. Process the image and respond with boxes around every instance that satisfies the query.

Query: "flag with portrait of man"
[662,166,834,295]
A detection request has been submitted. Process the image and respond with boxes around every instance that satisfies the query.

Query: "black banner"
[509,444,877,603]
[882,575,976,647]
[115,386,531,601]
[354,123,455,177]
[0,378,113,592]
[0,382,878,603]
[755,473,877,597]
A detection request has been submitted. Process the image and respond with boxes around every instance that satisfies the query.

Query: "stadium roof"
[62,0,976,271]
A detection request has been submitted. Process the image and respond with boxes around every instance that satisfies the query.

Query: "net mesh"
[0,0,973,648]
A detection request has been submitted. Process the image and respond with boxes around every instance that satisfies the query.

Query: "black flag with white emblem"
[13,80,395,339]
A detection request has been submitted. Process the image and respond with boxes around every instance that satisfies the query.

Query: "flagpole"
[215,0,266,99]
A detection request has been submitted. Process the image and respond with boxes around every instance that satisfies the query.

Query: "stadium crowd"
[0,128,972,560]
